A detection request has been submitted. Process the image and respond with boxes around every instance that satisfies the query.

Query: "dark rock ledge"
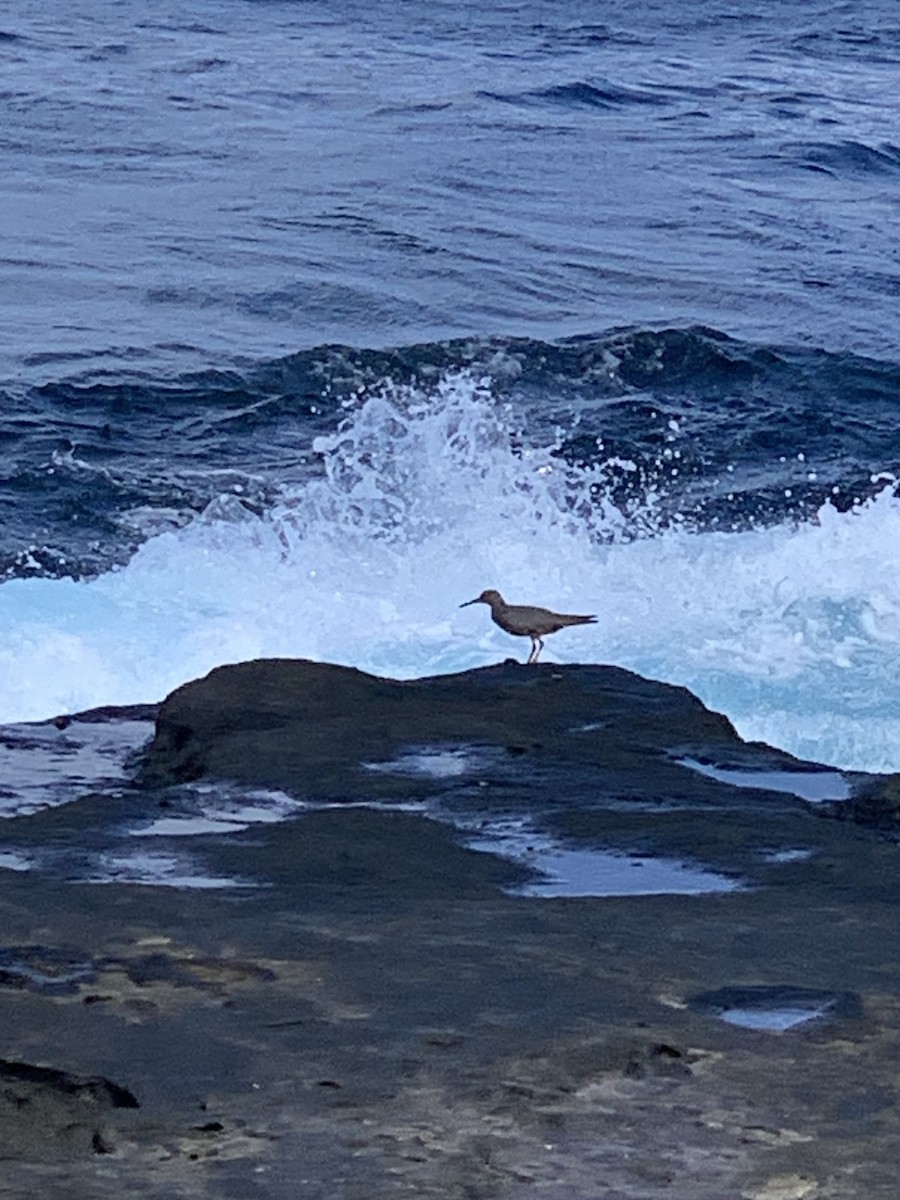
[140,656,898,827]
[140,657,794,796]
[2,658,900,1199]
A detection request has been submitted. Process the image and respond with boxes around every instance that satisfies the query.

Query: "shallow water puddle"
[363,745,477,778]
[85,850,250,890]
[0,719,153,817]
[129,786,307,837]
[760,847,815,864]
[690,986,858,1032]
[0,850,31,872]
[464,820,740,898]
[718,1006,826,1032]
[134,815,252,837]
[514,848,741,898]
[679,758,851,803]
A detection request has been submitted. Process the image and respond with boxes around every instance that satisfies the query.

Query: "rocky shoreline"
[1,659,899,1198]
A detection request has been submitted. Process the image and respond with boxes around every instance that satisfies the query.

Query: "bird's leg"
[528,635,543,664]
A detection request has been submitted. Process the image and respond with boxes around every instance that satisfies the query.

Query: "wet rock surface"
[1,659,899,1197]
[840,771,900,829]
[0,1058,139,1161]
[139,658,745,798]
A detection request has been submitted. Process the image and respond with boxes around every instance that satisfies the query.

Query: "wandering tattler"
[460,589,596,664]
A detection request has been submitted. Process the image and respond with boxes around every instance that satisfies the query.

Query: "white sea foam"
[1,373,899,773]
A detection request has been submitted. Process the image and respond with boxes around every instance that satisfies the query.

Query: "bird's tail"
[565,614,597,627]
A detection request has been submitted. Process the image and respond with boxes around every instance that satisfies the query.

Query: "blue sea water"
[2,0,900,771]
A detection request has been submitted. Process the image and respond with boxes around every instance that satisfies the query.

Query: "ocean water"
[2,0,900,773]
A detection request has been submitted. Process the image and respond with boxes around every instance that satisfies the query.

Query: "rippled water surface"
[4,0,900,369]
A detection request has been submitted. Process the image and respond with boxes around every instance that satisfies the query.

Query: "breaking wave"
[1,371,899,773]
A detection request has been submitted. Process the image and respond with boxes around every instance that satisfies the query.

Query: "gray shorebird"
[460,588,597,664]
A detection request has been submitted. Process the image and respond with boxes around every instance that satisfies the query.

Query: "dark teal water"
[3,0,900,573]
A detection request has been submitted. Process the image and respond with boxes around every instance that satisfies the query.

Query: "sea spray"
[1,374,899,772]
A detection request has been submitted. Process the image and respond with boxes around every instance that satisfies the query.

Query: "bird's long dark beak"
[459,597,479,608]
